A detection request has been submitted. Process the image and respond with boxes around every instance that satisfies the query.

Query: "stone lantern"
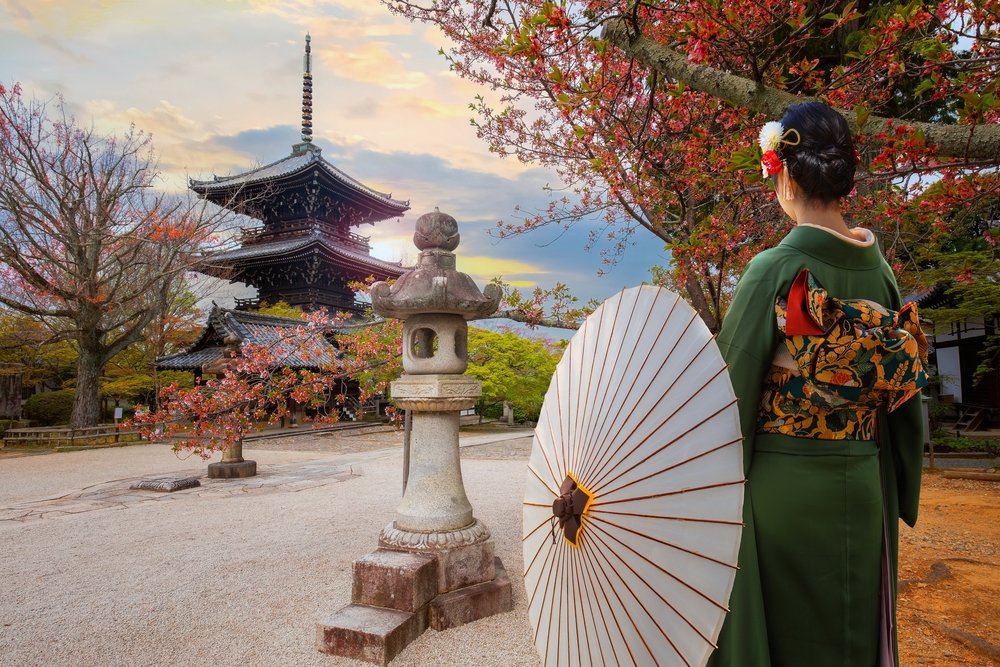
[316,210,513,666]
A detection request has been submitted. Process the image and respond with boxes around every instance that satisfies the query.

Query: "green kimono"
[706,225,924,667]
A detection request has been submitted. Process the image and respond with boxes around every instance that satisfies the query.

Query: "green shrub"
[0,419,16,438]
[23,389,76,426]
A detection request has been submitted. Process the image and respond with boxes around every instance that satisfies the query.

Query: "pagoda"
[192,34,410,314]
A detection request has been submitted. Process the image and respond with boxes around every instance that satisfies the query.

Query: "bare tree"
[0,83,236,427]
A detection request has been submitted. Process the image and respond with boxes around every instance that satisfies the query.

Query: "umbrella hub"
[553,474,593,547]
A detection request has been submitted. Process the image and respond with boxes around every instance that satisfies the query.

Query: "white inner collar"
[797,223,875,247]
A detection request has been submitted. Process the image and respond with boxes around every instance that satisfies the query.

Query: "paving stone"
[130,478,201,492]
[429,557,513,631]
[316,603,427,666]
[435,538,496,593]
[352,550,438,612]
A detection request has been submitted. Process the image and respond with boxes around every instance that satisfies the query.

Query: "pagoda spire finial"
[301,33,313,143]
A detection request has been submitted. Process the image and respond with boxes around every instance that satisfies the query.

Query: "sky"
[0,0,669,312]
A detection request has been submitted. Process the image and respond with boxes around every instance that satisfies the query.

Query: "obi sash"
[758,269,929,440]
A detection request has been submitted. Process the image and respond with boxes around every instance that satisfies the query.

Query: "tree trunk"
[72,344,102,428]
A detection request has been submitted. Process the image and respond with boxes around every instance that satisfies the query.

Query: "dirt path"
[898,471,1000,666]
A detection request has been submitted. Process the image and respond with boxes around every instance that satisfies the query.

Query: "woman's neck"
[790,202,861,240]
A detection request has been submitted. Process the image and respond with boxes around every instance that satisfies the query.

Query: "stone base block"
[430,557,512,631]
[316,603,428,666]
[207,460,256,478]
[352,550,438,612]
[435,538,495,593]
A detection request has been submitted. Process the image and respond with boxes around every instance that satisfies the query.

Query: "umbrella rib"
[530,539,564,642]
[570,546,598,667]
[589,514,739,570]
[526,530,557,612]
[555,537,566,665]
[551,370,568,480]
[575,539,611,665]
[570,299,596,479]
[585,531,676,667]
[588,356,726,490]
[579,536,639,667]
[583,330,713,484]
[592,479,745,508]
[577,308,699,482]
[527,463,559,498]
[590,509,744,526]
[574,288,628,476]
[577,287,659,480]
[536,412,564,495]
[523,522,556,583]
[588,521,717,652]
[544,544,568,651]
[594,424,741,498]
[596,435,741,499]
[587,518,731,613]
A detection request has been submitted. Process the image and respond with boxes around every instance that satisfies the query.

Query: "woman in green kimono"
[706,102,925,667]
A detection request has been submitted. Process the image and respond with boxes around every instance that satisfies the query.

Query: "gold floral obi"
[758,269,929,440]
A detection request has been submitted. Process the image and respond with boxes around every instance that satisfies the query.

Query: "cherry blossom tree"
[132,280,574,455]
[0,83,237,427]
[387,0,1000,330]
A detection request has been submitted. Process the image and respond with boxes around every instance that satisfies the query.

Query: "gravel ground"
[460,437,534,460]
[0,442,541,667]
[0,444,328,507]
[924,456,998,469]
[246,430,405,455]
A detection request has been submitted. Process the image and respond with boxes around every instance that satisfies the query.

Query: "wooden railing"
[2,424,142,449]
[239,224,371,252]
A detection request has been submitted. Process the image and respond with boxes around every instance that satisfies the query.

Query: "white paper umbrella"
[523,285,745,667]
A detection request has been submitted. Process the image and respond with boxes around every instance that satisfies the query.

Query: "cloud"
[344,97,383,119]
[456,256,548,283]
[390,94,466,120]
[316,41,428,89]
[1,0,33,21]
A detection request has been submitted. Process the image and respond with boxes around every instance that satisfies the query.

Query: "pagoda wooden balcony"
[239,224,371,252]
[234,297,261,311]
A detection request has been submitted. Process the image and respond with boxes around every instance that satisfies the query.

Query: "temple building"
[191,34,410,315]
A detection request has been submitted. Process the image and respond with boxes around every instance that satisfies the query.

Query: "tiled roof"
[903,283,948,309]
[202,234,408,276]
[189,143,409,213]
[155,306,344,371]
[156,347,224,371]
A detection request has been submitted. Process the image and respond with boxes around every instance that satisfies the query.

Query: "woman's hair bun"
[777,102,856,203]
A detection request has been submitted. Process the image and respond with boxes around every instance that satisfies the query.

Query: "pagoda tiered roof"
[189,143,409,226]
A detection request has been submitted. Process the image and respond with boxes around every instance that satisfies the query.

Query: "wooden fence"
[2,424,142,450]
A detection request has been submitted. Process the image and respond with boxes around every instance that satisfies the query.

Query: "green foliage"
[255,300,305,319]
[158,370,195,390]
[900,188,1000,384]
[0,310,78,389]
[0,419,16,438]
[465,326,561,422]
[931,429,999,455]
[23,389,76,426]
[100,374,156,404]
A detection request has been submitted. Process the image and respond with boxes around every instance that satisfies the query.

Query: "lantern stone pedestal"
[207,439,257,478]
[316,209,511,666]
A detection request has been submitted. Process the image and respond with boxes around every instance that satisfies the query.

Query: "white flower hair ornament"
[758,121,801,178]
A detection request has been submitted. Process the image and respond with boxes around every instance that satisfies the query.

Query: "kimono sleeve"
[880,264,924,527]
[716,255,781,474]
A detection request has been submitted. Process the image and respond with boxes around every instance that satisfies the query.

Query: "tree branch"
[603,19,1000,161]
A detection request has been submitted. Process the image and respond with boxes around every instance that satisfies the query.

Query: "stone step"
[316,603,428,666]
[429,557,513,631]
[352,549,438,612]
